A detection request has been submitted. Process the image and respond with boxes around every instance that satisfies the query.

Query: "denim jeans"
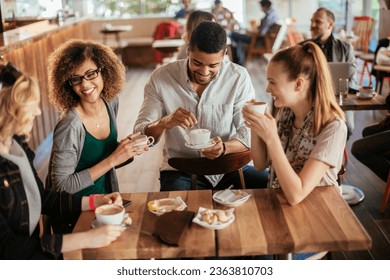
[160,165,268,191]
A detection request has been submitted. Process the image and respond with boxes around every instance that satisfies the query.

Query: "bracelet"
[89,194,98,211]
[221,142,226,156]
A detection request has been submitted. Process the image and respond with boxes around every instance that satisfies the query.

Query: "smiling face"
[70,59,104,105]
[266,61,298,108]
[310,10,333,42]
[187,48,225,86]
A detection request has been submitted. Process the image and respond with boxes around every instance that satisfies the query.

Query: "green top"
[75,105,117,196]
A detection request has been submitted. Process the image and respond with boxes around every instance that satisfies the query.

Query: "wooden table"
[100,25,133,48]
[152,39,184,53]
[63,187,371,260]
[339,93,387,111]
[216,187,371,259]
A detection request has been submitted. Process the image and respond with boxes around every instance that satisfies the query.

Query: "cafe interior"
[0,0,389,260]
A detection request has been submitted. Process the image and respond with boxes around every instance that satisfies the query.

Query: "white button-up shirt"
[134,59,255,186]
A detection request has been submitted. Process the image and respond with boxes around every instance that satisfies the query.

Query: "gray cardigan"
[46,97,119,194]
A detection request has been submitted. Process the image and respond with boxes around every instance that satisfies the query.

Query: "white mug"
[95,204,125,225]
[132,135,155,147]
[184,128,210,146]
[244,101,267,114]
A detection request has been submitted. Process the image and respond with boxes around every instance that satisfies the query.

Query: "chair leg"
[190,174,197,190]
[238,168,246,189]
[380,172,390,213]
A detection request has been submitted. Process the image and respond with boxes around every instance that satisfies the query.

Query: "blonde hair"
[183,11,215,42]
[271,42,345,134]
[48,39,125,113]
[0,75,40,141]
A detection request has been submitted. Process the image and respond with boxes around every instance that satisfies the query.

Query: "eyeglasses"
[68,68,102,86]
[0,62,22,89]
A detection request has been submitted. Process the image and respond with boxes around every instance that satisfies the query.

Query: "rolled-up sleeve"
[230,69,255,148]
[134,76,167,135]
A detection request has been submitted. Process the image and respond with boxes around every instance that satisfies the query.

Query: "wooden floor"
[117,57,390,259]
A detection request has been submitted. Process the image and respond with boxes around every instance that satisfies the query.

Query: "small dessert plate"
[213,189,251,207]
[192,207,235,230]
[184,139,216,150]
[147,197,187,216]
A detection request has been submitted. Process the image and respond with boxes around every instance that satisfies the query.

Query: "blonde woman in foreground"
[243,42,347,206]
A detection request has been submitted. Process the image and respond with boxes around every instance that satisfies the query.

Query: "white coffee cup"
[184,128,210,146]
[244,101,268,114]
[132,135,155,147]
[95,204,125,225]
[359,86,374,97]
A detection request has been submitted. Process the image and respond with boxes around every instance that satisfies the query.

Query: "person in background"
[176,10,215,60]
[47,39,149,196]
[351,95,390,182]
[0,63,125,259]
[134,21,268,191]
[212,0,239,31]
[230,0,278,66]
[303,7,358,137]
[243,42,347,205]
[175,0,193,20]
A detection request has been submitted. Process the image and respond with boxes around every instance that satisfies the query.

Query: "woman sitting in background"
[243,42,347,205]
[0,63,125,259]
[46,39,149,197]
[176,10,215,60]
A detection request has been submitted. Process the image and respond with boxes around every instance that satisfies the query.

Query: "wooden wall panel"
[3,21,91,149]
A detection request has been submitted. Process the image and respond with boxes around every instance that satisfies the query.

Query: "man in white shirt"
[134,21,268,191]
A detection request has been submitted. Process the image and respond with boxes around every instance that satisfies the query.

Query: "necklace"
[80,101,105,129]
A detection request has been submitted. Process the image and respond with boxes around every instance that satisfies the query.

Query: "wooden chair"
[168,150,252,190]
[286,24,304,47]
[380,172,390,213]
[246,23,281,62]
[352,16,376,85]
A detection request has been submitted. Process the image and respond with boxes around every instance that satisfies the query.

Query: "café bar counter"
[0,17,91,149]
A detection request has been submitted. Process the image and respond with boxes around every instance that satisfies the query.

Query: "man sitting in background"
[134,22,268,191]
[302,7,358,137]
[212,0,239,30]
[175,0,193,20]
[230,0,278,66]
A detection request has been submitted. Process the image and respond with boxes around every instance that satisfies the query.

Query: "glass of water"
[339,78,349,104]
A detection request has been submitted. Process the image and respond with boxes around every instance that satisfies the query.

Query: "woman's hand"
[242,107,278,144]
[109,132,149,167]
[94,192,123,208]
[86,225,126,248]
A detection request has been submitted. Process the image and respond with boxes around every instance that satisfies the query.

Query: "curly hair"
[0,75,40,141]
[47,39,125,113]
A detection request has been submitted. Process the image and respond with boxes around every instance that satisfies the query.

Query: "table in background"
[152,39,184,53]
[100,25,133,48]
[63,187,371,260]
[339,93,387,111]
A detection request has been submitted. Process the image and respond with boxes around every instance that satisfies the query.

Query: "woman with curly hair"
[46,39,149,199]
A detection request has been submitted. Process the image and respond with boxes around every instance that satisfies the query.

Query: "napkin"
[154,210,195,246]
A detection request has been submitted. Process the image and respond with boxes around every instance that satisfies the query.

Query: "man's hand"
[201,137,224,159]
[159,107,197,129]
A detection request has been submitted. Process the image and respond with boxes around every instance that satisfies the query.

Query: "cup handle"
[147,136,155,147]
[184,133,190,144]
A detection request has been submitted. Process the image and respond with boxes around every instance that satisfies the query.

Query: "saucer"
[91,218,131,228]
[184,139,216,150]
[213,189,251,207]
[357,92,376,100]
